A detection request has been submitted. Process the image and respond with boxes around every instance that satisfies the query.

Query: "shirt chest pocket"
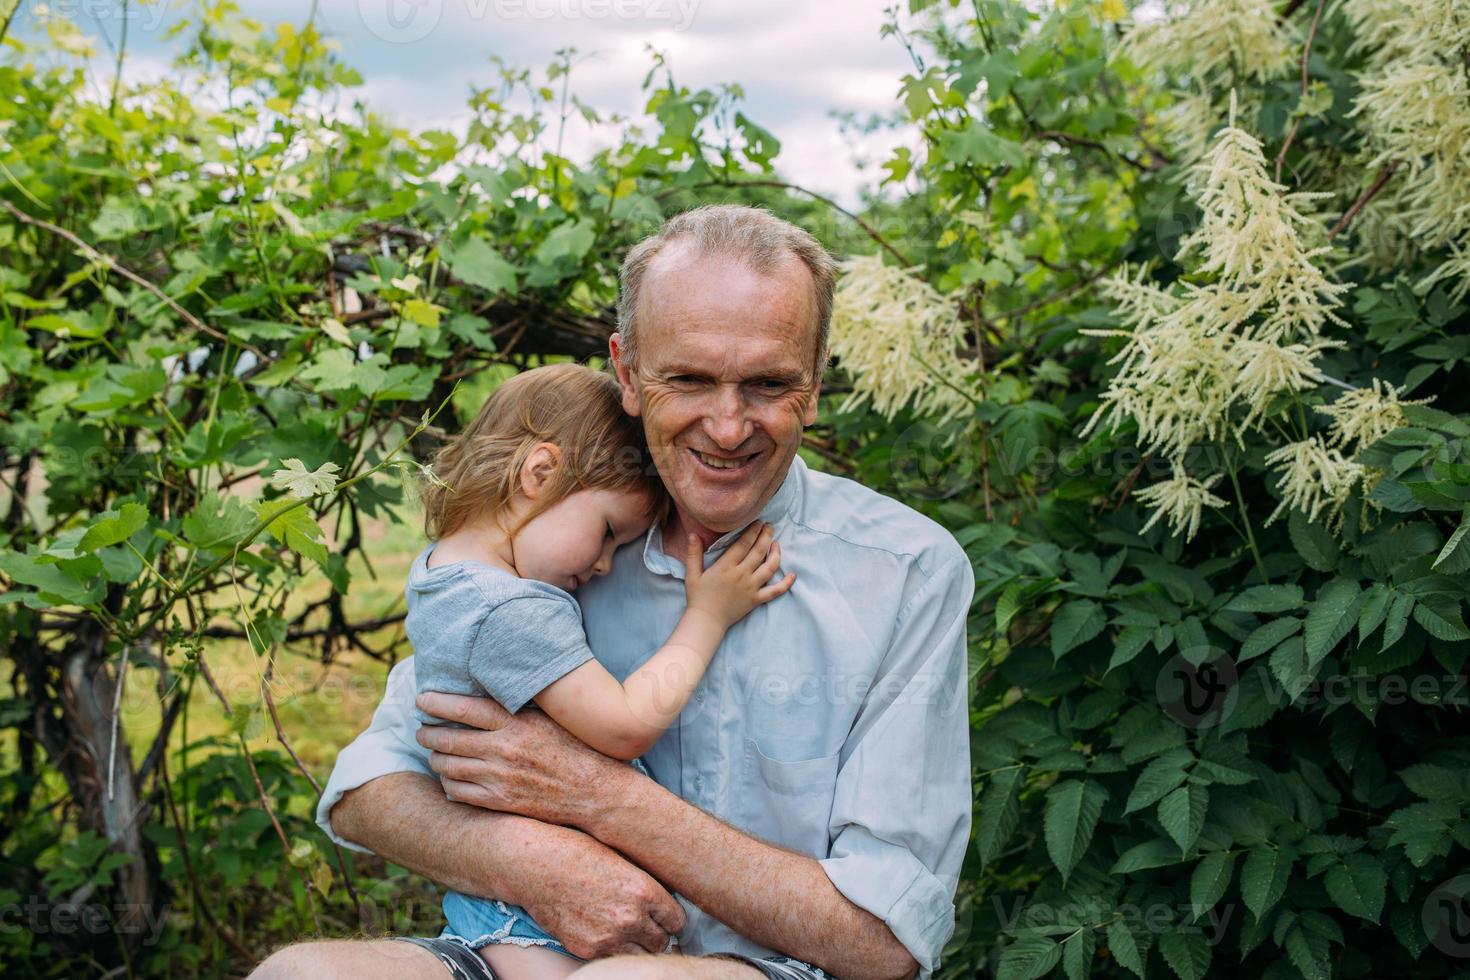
[737,737,841,859]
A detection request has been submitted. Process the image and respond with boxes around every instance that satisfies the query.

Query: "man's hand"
[515,823,686,958]
[331,772,684,957]
[416,691,633,828]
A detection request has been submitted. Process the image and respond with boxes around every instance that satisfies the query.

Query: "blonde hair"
[617,204,836,375]
[422,363,668,540]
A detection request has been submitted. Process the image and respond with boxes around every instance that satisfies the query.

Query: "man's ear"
[608,333,643,418]
[518,442,561,500]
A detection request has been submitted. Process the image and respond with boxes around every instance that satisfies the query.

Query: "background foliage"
[1,1,1466,978]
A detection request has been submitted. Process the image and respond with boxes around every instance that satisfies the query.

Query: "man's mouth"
[689,448,761,473]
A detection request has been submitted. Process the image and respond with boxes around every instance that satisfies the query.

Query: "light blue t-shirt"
[406,548,594,721]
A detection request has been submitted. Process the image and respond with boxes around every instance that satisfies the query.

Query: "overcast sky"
[19,0,919,206]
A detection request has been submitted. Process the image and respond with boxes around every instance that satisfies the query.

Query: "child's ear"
[519,442,562,499]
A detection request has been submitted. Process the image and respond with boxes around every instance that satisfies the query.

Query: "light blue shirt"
[316,454,975,976]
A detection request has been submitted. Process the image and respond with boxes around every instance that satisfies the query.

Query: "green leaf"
[1124,747,1192,814]
[1105,919,1145,978]
[1061,927,1094,980]
[735,111,781,167]
[1289,510,1338,571]
[1240,845,1293,920]
[446,234,518,294]
[1106,625,1151,674]
[0,551,103,607]
[400,297,443,328]
[1158,782,1209,854]
[1431,505,1470,569]
[1268,635,1314,701]
[182,492,257,551]
[1323,853,1386,923]
[996,581,1025,635]
[1380,593,1415,651]
[1225,584,1304,614]
[1051,599,1105,659]
[1400,763,1470,801]
[1157,929,1211,980]
[299,348,359,392]
[1111,837,1185,873]
[1189,850,1236,920]
[1411,595,1470,641]
[1239,618,1301,663]
[533,218,597,265]
[1044,779,1108,883]
[1357,583,1393,643]
[1282,913,1334,980]
[28,311,107,339]
[1304,578,1362,668]
[257,499,328,569]
[977,767,1025,867]
[997,936,1061,980]
[940,119,1027,168]
[77,502,147,552]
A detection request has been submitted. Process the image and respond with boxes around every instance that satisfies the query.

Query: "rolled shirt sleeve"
[818,551,975,977]
[315,657,430,852]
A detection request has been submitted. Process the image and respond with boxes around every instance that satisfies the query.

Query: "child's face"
[511,487,655,592]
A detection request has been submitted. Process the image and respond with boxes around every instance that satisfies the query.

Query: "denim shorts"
[441,758,655,959]
[399,935,834,980]
[441,892,581,959]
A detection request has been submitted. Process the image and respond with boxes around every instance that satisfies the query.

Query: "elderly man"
[256,206,973,980]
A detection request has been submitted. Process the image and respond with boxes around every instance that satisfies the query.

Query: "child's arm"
[533,521,794,761]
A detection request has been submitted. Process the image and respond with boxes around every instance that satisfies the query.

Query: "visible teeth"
[695,450,749,470]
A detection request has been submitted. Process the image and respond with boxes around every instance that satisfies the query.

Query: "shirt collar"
[641,454,806,578]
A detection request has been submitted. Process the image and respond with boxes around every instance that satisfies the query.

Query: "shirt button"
[694,775,703,792]
[695,690,705,703]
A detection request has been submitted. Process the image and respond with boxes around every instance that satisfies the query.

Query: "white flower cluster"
[1262,380,1431,529]
[828,253,977,422]
[1084,100,1377,540]
[1134,467,1228,541]
[1124,0,1294,85]
[1120,0,1291,170]
[1344,0,1470,296]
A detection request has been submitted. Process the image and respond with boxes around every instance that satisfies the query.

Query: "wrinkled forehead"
[637,241,819,373]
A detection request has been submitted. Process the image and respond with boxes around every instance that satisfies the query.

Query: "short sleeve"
[465,595,596,714]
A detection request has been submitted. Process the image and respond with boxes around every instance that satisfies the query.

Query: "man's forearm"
[585,774,918,980]
[331,771,548,903]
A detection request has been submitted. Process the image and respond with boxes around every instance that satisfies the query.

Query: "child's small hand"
[683,521,796,630]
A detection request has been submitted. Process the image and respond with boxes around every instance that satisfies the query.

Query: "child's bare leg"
[480,943,583,980]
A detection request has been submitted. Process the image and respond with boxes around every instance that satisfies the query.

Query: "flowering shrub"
[826,2,1469,978]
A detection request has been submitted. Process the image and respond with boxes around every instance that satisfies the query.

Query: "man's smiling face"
[611,242,820,545]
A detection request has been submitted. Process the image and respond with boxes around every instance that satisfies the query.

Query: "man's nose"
[702,386,752,449]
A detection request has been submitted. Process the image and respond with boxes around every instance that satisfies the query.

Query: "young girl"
[409,362,795,978]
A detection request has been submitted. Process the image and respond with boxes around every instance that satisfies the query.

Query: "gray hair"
[615,205,836,377]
